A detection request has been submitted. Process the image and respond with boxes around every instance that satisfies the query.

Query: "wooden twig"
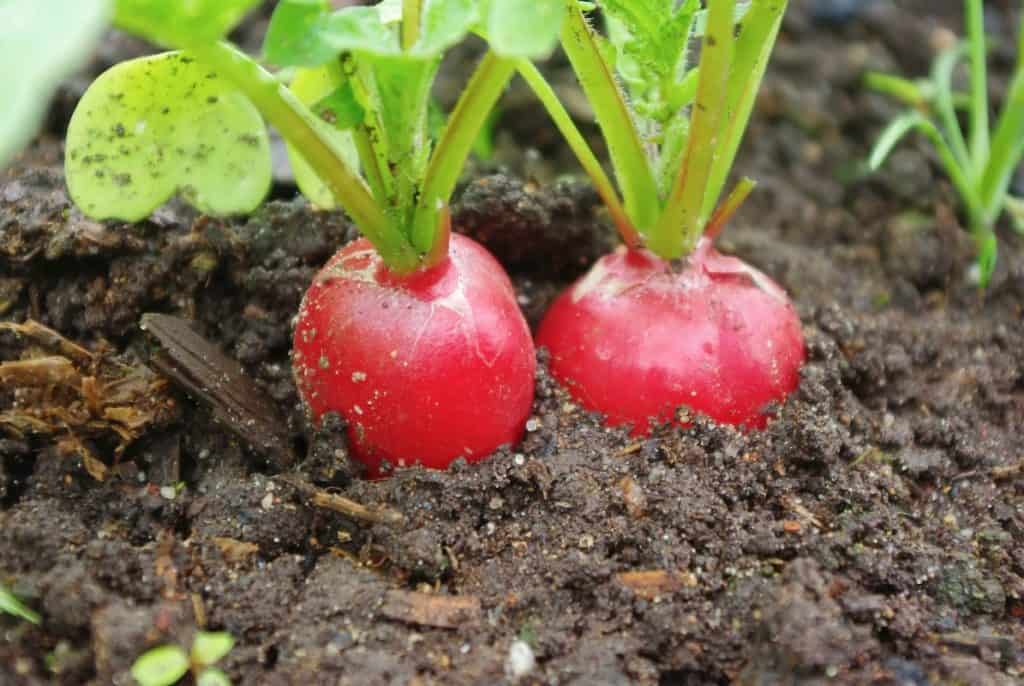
[279,476,406,526]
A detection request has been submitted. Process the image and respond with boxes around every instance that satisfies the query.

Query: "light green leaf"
[414,0,478,55]
[114,0,260,48]
[130,645,190,686]
[377,0,403,25]
[65,51,272,221]
[0,585,40,625]
[197,668,232,686]
[286,63,361,209]
[191,632,235,667]
[0,0,111,169]
[486,0,565,58]
[868,112,935,171]
[264,0,335,67]
[319,6,400,56]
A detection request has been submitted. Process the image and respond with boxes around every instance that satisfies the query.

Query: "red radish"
[293,233,535,478]
[536,238,804,434]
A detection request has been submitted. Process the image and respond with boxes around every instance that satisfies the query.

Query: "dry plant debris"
[0,320,177,479]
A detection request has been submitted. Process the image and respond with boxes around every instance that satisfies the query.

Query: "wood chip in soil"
[379,591,481,629]
[140,313,295,469]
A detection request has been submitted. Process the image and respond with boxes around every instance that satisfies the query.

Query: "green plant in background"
[130,631,235,686]
[866,0,1024,286]
[0,583,40,624]
[0,0,111,167]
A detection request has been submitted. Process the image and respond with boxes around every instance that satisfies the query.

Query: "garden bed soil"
[2,1,1024,684]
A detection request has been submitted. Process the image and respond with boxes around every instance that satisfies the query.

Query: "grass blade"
[931,43,970,170]
[965,0,989,174]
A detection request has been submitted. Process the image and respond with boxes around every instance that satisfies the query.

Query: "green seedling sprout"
[65,0,564,275]
[0,583,40,625]
[866,0,1024,286]
[130,631,235,686]
[0,0,110,167]
[514,0,787,259]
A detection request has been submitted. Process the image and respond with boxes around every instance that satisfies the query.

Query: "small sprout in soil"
[63,0,563,476]
[130,630,235,686]
[866,0,1024,286]
[0,583,40,625]
[524,0,804,434]
[0,0,110,168]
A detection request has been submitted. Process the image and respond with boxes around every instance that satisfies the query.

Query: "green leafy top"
[526,0,786,259]
[65,0,563,273]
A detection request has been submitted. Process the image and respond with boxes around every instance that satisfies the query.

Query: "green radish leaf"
[0,0,111,168]
[191,631,235,667]
[264,0,336,67]
[286,63,361,209]
[197,668,233,686]
[130,645,190,686]
[265,2,397,66]
[372,57,438,214]
[315,83,366,130]
[0,584,40,625]
[265,0,477,66]
[65,51,271,221]
[415,0,478,55]
[485,0,565,58]
[602,0,698,126]
[114,0,260,48]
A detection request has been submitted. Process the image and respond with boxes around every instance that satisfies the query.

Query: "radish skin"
[293,234,535,477]
[537,239,804,434]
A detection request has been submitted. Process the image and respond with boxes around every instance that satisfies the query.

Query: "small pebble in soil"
[505,640,536,681]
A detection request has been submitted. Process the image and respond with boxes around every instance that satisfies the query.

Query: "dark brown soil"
[2,1,1023,684]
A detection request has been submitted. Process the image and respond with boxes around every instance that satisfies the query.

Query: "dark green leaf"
[0,0,110,168]
[113,0,261,48]
[65,52,272,221]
